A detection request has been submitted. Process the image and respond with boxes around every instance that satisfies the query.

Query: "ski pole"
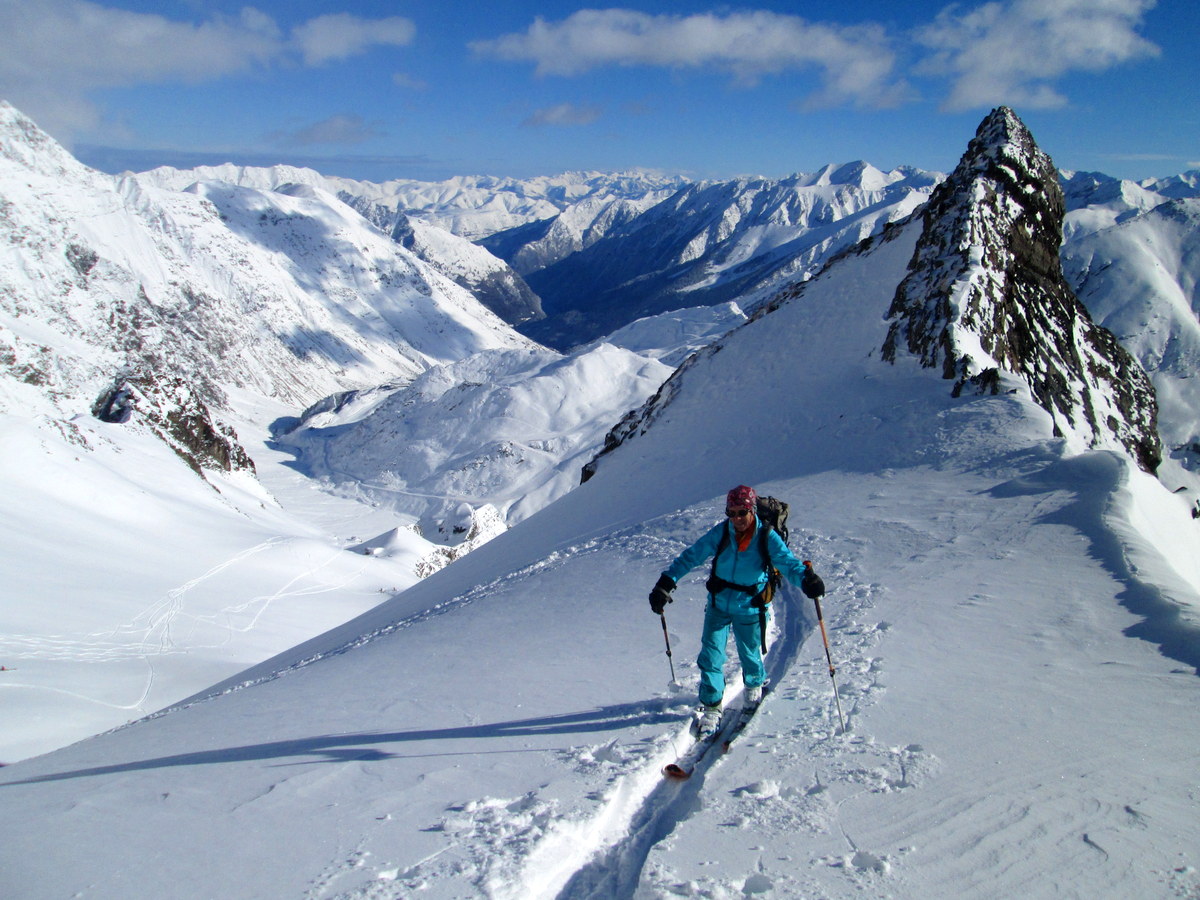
[659,612,678,684]
[812,593,847,734]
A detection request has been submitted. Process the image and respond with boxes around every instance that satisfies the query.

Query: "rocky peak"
[882,107,1161,473]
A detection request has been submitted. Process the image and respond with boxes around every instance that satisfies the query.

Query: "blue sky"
[1,1,1196,183]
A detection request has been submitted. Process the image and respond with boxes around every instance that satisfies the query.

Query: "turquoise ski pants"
[697,596,767,706]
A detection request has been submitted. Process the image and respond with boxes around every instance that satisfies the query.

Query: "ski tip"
[663,763,692,779]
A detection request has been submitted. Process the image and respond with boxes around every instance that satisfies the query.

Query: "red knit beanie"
[726,485,757,510]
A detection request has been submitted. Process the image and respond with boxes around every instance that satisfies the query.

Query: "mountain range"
[2,100,1198,899]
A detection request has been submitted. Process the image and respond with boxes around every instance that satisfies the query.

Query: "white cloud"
[270,114,384,148]
[393,72,429,91]
[472,9,910,109]
[916,0,1160,111]
[522,102,603,127]
[0,1,414,142]
[291,13,415,67]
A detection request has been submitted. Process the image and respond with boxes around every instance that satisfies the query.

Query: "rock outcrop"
[882,107,1161,473]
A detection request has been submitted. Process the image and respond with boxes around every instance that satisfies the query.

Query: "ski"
[662,706,736,779]
[722,686,769,753]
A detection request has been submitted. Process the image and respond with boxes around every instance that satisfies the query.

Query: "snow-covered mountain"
[136,164,689,242]
[388,212,544,325]
[1061,168,1200,240]
[276,344,675,532]
[0,101,532,449]
[1,100,712,763]
[273,302,746,541]
[516,163,942,349]
[589,107,1162,484]
[135,164,690,326]
[0,100,544,760]
[477,190,678,276]
[1063,198,1200,468]
[3,106,1198,900]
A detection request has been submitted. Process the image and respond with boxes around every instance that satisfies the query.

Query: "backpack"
[755,495,790,544]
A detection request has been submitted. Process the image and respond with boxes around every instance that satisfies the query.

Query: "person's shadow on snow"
[0,698,689,786]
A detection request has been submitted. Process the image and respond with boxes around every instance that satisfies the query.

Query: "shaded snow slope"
[1064,198,1200,464]
[3,159,1197,899]
[392,215,544,326]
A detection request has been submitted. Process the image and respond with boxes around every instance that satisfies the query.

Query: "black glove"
[801,564,825,599]
[649,574,675,614]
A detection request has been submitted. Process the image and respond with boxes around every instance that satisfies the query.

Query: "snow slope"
[2,190,1198,900]
[0,402,430,763]
[1063,198,1200,461]
[276,344,674,529]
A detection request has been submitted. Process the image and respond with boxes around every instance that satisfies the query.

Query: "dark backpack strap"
[756,525,780,654]
[708,525,765,595]
[707,524,778,624]
[706,527,729,597]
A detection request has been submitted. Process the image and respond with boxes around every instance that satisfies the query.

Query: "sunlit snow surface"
[3,198,1198,900]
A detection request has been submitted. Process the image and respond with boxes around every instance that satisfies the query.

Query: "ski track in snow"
[0,537,370,713]
[305,526,930,900]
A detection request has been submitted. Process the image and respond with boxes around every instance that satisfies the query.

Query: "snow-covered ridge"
[134,163,690,241]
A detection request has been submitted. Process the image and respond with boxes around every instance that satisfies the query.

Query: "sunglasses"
[726,508,752,518]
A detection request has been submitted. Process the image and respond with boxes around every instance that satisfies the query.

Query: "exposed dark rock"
[882,107,1161,473]
[93,373,255,476]
[65,243,98,283]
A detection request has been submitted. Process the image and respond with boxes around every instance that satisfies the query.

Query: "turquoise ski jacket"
[663,515,808,612]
